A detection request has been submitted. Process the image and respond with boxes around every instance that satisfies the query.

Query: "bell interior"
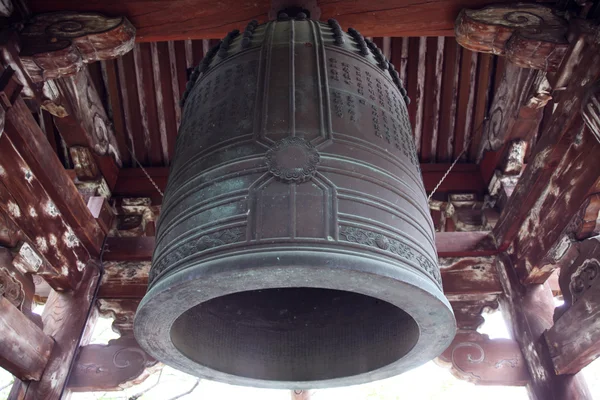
[170,287,419,382]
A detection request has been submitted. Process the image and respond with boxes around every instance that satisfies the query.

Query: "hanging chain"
[126,146,164,198]
[427,118,488,202]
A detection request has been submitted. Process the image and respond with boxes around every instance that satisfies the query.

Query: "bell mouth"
[135,250,455,389]
[170,287,419,382]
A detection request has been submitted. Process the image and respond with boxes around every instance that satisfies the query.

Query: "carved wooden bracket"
[438,331,529,386]
[98,298,139,336]
[455,3,569,71]
[0,246,34,312]
[18,12,135,81]
[68,335,158,392]
[546,236,600,375]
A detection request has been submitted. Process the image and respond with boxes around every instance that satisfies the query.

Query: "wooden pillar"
[9,264,101,400]
[496,254,591,400]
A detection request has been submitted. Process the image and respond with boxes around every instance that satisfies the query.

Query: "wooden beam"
[111,164,487,203]
[99,246,500,299]
[545,236,600,375]
[492,28,600,283]
[0,133,88,290]
[10,264,101,400]
[441,257,502,299]
[27,0,514,41]
[496,254,591,400]
[0,297,54,381]
[3,95,104,257]
[438,330,530,386]
[98,262,149,299]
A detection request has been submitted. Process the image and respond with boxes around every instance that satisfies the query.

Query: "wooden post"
[0,297,54,381]
[496,254,591,400]
[545,236,600,375]
[10,264,101,400]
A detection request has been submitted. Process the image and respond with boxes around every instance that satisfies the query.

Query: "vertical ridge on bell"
[290,182,297,238]
[289,19,296,138]
[314,20,334,145]
[254,22,274,145]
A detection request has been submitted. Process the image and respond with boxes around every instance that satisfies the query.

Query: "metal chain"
[427,118,488,202]
[126,146,164,198]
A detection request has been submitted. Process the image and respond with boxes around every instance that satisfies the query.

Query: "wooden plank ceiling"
[86,36,500,169]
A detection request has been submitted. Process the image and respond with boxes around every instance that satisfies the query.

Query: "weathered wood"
[53,67,122,191]
[545,236,600,375]
[98,262,150,299]
[28,0,514,41]
[0,207,22,248]
[87,196,114,236]
[0,133,88,290]
[451,297,498,330]
[0,35,66,115]
[440,257,502,299]
[573,193,600,240]
[455,3,569,71]
[10,264,101,400]
[496,254,591,400]
[3,96,104,257]
[19,12,135,82]
[0,247,35,312]
[493,31,600,283]
[582,82,600,143]
[68,335,157,392]
[97,298,140,335]
[438,330,530,386]
[0,296,54,381]
[112,164,487,203]
[479,63,549,157]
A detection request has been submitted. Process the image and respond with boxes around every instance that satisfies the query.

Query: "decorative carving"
[68,335,158,392]
[437,331,529,386]
[0,266,25,308]
[98,298,140,336]
[455,4,569,71]
[150,227,245,286]
[266,137,320,183]
[569,258,599,305]
[546,236,600,375]
[339,226,441,286]
[582,83,600,143]
[19,12,135,82]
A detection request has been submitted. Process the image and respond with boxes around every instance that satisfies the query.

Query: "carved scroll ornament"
[19,12,135,81]
[455,4,569,71]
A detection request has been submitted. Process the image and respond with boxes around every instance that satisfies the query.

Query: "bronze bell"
[134,13,456,389]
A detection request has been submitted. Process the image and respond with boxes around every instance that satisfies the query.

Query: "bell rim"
[134,248,456,389]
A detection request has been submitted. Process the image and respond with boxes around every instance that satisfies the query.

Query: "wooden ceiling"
[86,36,500,169]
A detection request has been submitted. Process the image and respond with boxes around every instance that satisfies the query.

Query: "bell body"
[135,18,455,389]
